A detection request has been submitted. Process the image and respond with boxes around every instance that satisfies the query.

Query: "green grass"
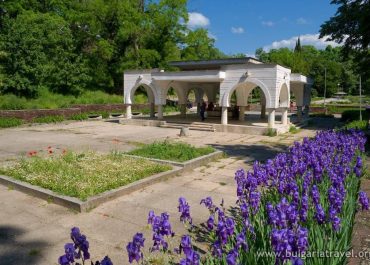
[0,89,122,110]
[32,115,65,123]
[289,125,300,134]
[0,117,23,128]
[127,141,215,162]
[69,113,89,121]
[264,128,277,137]
[0,151,171,200]
[344,120,368,131]
[340,109,369,122]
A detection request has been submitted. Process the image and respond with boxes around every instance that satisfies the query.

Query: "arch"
[186,87,204,104]
[278,82,290,108]
[125,79,158,105]
[222,78,272,108]
[163,85,187,105]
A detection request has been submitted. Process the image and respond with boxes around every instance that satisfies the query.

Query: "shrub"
[0,117,23,128]
[264,128,277,137]
[69,113,89,121]
[289,125,300,134]
[32,115,65,123]
[340,109,369,122]
[344,120,368,131]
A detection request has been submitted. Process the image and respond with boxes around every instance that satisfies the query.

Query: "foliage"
[0,0,222,97]
[264,128,277,137]
[289,125,300,134]
[69,113,89,121]
[256,45,361,96]
[127,141,215,162]
[0,11,90,97]
[32,115,65,124]
[344,120,368,131]
[0,117,23,128]
[319,0,370,95]
[0,149,171,201]
[340,109,369,122]
[0,90,123,110]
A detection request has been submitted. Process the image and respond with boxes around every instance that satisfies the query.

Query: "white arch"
[222,78,272,108]
[125,79,158,105]
[278,82,290,108]
[163,85,187,104]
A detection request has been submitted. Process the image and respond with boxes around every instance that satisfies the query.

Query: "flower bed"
[0,148,172,201]
[56,130,369,265]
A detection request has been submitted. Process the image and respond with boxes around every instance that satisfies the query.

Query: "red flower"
[48,150,53,154]
[47,146,52,149]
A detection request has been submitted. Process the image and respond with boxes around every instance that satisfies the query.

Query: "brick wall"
[0,104,151,121]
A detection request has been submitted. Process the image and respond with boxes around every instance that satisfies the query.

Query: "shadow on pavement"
[0,225,48,265]
[210,143,289,163]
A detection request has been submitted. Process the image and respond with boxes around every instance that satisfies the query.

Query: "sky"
[186,0,341,56]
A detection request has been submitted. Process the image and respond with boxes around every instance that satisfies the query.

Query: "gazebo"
[123,58,313,134]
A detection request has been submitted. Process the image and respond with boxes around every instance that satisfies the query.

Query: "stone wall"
[0,104,150,121]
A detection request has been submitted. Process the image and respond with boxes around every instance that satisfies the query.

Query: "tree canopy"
[0,0,224,97]
[319,0,370,94]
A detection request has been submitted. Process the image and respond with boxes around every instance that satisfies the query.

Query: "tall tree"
[320,0,370,93]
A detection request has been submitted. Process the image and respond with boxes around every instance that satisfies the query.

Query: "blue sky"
[186,0,340,56]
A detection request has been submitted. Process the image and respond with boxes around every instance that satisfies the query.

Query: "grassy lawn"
[127,141,215,162]
[0,151,172,200]
[0,117,24,128]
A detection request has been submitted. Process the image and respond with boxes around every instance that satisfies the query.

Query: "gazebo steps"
[160,122,216,132]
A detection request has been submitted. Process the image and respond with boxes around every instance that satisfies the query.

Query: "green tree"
[320,0,370,93]
[1,11,89,97]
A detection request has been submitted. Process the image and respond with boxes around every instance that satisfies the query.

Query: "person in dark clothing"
[207,102,215,111]
[200,101,207,121]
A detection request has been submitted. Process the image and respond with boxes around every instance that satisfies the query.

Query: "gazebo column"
[221,106,228,125]
[180,104,186,117]
[267,108,275,128]
[150,103,155,118]
[281,108,288,126]
[261,104,266,119]
[126,105,132,119]
[297,106,303,121]
[157,105,163,120]
[196,102,201,115]
[239,106,246,121]
[304,105,310,118]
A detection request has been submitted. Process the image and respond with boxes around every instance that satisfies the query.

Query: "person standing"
[200,101,207,121]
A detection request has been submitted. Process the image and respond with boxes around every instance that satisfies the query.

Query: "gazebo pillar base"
[239,106,246,121]
[282,108,288,126]
[150,103,155,118]
[157,105,163,120]
[180,104,186,117]
[221,106,228,125]
[261,105,266,119]
[297,106,303,121]
[126,105,132,119]
[267,108,275,128]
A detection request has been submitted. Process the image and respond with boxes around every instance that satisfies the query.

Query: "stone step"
[160,122,216,132]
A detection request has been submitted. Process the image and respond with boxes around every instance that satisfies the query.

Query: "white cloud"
[263,34,342,51]
[262,21,274,27]
[208,32,217,40]
[188,12,210,28]
[296,17,308,25]
[231,27,245,34]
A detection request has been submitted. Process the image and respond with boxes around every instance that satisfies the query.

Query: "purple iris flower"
[200,197,214,209]
[359,191,369,210]
[126,233,145,263]
[178,197,192,224]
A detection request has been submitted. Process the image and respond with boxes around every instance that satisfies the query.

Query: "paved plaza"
[0,120,321,264]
